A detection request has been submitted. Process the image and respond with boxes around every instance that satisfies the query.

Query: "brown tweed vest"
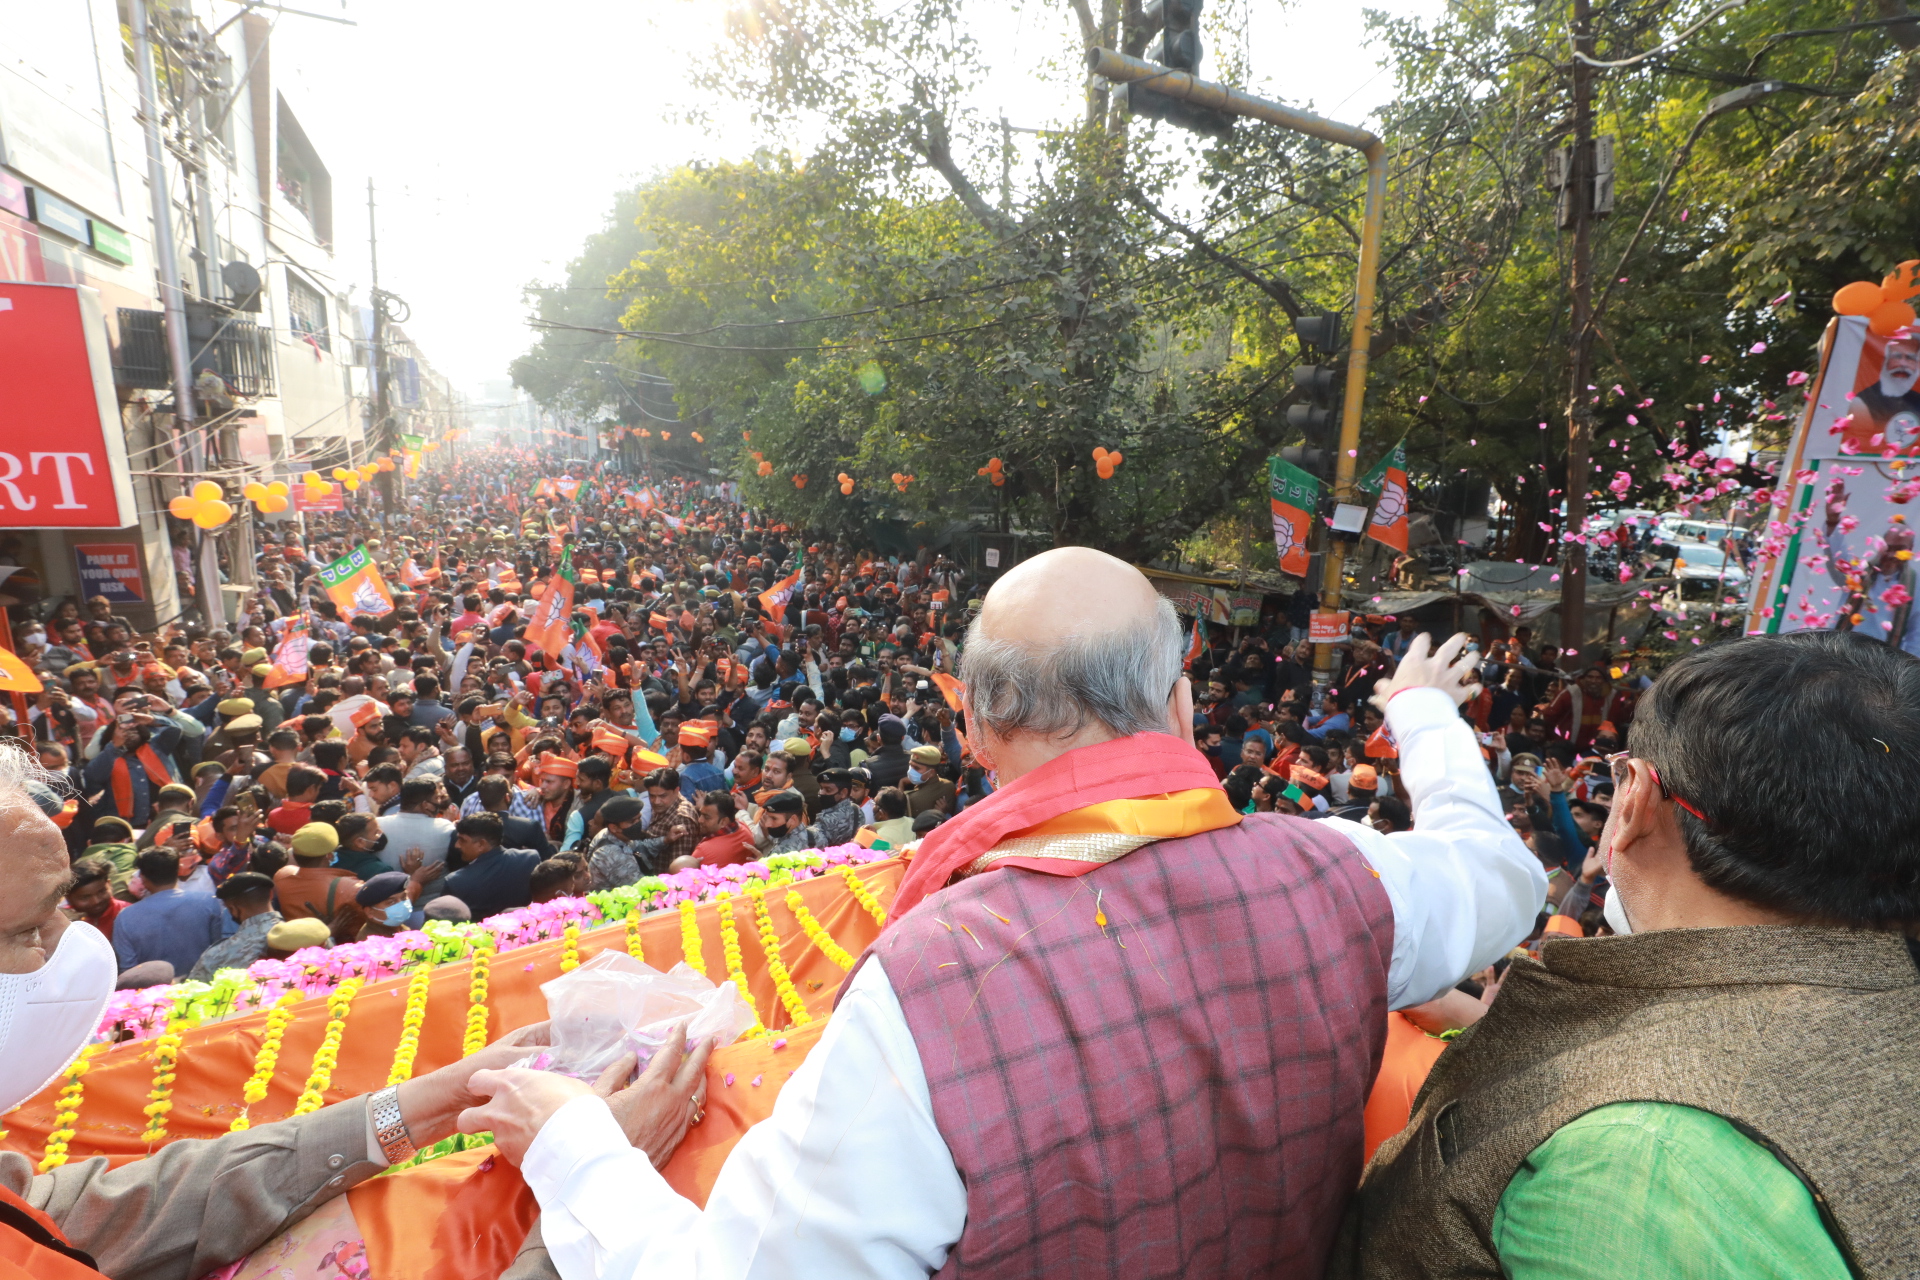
[871,814,1395,1280]
[1333,926,1920,1280]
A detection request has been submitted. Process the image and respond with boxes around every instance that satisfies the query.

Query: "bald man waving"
[460,548,1544,1280]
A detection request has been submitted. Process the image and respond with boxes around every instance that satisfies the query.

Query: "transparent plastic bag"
[525,950,755,1081]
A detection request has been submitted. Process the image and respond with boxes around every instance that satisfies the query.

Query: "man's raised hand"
[1370,632,1482,711]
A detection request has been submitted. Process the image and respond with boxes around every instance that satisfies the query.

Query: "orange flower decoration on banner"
[1835,261,1920,336]
[1092,447,1123,480]
[169,480,235,529]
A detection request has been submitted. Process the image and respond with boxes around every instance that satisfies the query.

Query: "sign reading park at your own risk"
[0,283,140,529]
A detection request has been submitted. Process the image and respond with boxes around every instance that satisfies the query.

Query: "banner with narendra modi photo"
[1747,314,1920,655]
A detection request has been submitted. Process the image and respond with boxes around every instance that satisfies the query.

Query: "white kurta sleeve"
[520,954,968,1280]
[1319,686,1548,1009]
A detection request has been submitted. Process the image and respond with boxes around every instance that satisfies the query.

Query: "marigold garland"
[232,990,304,1131]
[746,882,811,1026]
[785,888,857,970]
[462,940,494,1057]
[38,1049,96,1172]
[625,910,644,962]
[560,921,581,972]
[678,899,707,976]
[140,1019,185,1145]
[840,866,888,926]
[387,966,433,1085]
[292,978,364,1115]
[714,892,765,1034]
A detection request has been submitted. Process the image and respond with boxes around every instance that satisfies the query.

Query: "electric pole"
[367,178,393,519]
[1561,0,1596,655]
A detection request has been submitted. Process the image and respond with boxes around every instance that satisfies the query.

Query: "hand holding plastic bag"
[523,950,755,1081]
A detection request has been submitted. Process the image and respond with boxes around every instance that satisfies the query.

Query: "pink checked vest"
[872,813,1395,1279]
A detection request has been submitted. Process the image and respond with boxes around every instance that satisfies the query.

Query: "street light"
[1087,48,1388,680]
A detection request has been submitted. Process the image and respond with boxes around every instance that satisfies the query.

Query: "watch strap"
[371,1085,417,1165]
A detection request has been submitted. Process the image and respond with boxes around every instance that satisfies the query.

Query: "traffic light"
[1283,361,1341,481]
[1117,0,1234,139]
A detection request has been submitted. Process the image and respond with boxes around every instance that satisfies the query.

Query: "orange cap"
[536,751,579,779]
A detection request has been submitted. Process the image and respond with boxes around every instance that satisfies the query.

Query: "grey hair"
[0,738,68,816]
[961,595,1185,740]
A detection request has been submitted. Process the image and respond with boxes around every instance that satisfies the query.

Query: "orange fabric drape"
[1361,1012,1448,1162]
[0,860,901,1162]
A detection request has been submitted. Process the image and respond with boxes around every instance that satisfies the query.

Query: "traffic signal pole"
[1087,49,1387,679]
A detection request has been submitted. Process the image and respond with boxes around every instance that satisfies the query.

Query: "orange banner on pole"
[522,573,575,659]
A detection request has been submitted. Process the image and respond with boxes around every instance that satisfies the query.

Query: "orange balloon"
[1834,280,1886,316]
[192,500,233,529]
[692,432,704,443]
[260,495,289,514]
[991,474,1006,486]
[840,483,854,495]
[976,467,988,476]
[757,461,773,476]
[1091,447,1108,463]
[301,470,323,486]
[192,480,223,503]
[266,481,289,497]
[1109,451,1124,467]
[344,476,361,492]
[742,432,752,442]
[243,482,268,501]
[1869,299,1917,337]
[988,457,1003,473]
[1096,462,1115,480]
[661,432,672,441]
[168,495,198,519]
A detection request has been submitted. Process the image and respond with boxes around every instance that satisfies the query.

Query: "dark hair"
[285,765,326,798]
[403,725,437,747]
[699,790,739,821]
[1370,795,1412,832]
[642,767,681,792]
[456,812,505,843]
[135,847,181,885]
[874,786,909,820]
[310,799,350,827]
[399,778,441,810]
[313,741,347,771]
[69,855,113,890]
[477,775,511,808]
[268,729,300,751]
[366,763,404,787]
[577,756,613,784]
[1628,632,1920,926]
[336,813,379,845]
[529,858,575,898]
[414,675,440,699]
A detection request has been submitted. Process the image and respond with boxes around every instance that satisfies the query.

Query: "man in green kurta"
[1336,630,1920,1280]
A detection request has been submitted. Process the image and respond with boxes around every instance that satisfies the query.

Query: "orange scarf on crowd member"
[890,732,1238,922]
[109,744,176,823]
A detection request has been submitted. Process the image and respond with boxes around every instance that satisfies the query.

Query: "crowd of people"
[0,442,1911,1280]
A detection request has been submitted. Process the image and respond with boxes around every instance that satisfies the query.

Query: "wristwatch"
[371,1085,417,1165]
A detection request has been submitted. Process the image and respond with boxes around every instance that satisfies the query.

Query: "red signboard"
[72,542,146,604]
[294,487,344,512]
[1308,610,1352,645]
[0,283,136,528]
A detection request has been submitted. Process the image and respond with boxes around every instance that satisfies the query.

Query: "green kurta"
[1492,1101,1852,1278]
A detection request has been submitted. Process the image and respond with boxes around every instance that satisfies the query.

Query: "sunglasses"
[1606,751,1709,824]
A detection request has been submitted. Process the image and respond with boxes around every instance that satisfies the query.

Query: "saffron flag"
[1268,456,1319,579]
[318,545,396,621]
[400,558,428,588]
[1184,614,1206,670]
[264,614,312,690]
[1359,439,1410,554]
[523,549,577,659]
[758,566,802,625]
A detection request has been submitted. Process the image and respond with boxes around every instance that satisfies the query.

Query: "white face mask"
[0,923,117,1113]
[1603,883,1633,936]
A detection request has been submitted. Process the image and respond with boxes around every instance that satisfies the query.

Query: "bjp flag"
[1359,438,1410,554]
[318,544,396,620]
[523,550,577,659]
[263,614,313,690]
[758,566,802,620]
[1268,456,1319,579]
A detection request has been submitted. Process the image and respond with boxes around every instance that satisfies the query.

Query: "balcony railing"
[114,306,278,400]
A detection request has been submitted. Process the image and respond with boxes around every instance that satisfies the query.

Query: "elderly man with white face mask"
[0,745,534,1280]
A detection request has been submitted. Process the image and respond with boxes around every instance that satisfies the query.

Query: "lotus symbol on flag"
[349,578,388,616]
[1272,507,1304,560]
[1374,475,1408,527]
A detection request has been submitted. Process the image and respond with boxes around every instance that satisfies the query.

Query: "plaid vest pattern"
[876,814,1395,1279]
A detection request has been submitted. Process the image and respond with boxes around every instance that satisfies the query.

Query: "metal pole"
[1561,0,1596,656]
[1086,50,1388,678]
[132,0,222,629]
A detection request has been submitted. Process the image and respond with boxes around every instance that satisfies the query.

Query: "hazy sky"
[270,0,1444,400]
